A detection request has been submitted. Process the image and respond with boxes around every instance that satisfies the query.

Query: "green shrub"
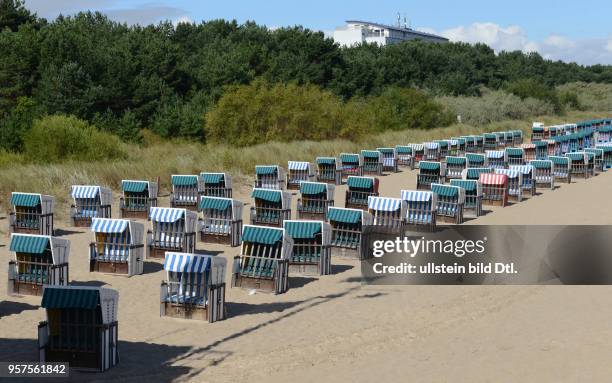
[505,79,564,114]
[556,82,612,111]
[23,114,127,162]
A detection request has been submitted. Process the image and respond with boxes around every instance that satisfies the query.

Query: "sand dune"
[1,167,612,382]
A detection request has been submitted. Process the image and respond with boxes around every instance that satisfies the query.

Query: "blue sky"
[25,0,612,65]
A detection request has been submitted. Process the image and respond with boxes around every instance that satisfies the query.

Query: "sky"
[25,0,612,65]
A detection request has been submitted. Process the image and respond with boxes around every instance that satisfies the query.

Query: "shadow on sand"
[0,301,39,318]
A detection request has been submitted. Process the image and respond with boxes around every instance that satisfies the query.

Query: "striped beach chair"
[495,168,523,202]
[89,218,144,276]
[509,165,536,196]
[327,207,373,259]
[479,173,509,207]
[339,153,363,179]
[8,234,69,296]
[396,145,415,169]
[199,196,243,247]
[250,188,292,227]
[511,130,523,146]
[450,179,482,218]
[9,193,54,236]
[70,185,112,227]
[120,180,158,219]
[431,183,464,224]
[534,141,548,160]
[233,225,293,294]
[147,207,198,259]
[316,157,342,184]
[411,144,425,166]
[462,167,494,181]
[596,144,612,169]
[521,143,536,162]
[417,161,446,190]
[461,136,477,153]
[284,220,332,276]
[297,181,335,221]
[466,153,487,168]
[485,150,506,169]
[548,156,571,184]
[361,150,383,175]
[566,152,589,179]
[255,165,287,190]
[483,133,499,150]
[532,123,545,141]
[286,161,315,190]
[474,135,485,153]
[585,148,604,172]
[377,147,399,172]
[200,172,232,198]
[435,140,449,158]
[423,142,441,161]
[401,190,437,231]
[504,147,525,166]
[445,156,468,179]
[451,138,466,156]
[367,196,407,235]
[161,252,227,322]
[345,176,379,210]
[170,175,203,210]
[530,160,555,189]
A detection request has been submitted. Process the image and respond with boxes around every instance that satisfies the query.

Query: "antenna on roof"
[397,12,401,27]
[403,15,407,29]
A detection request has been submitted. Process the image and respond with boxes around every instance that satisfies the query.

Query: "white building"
[333,20,448,47]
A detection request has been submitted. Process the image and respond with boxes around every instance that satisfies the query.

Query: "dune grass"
[1,110,610,219]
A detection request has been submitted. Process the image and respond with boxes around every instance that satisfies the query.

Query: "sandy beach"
[2,167,612,383]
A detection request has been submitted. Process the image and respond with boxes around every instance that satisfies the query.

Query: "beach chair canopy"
[91,218,144,244]
[288,161,315,175]
[41,286,118,325]
[11,192,54,214]
[462,167,494,180]
[251,188,291,209]
[434,140,449,148]
[505,148,524,156]
[199,197,243,221]
[431,183,465,204]
[395,145,413,155]
[150,207,197,232]
[201,172,232,188]
[347,176,377,191]
[466,153,486,163]
[316,157,340,170]
[479,173,508,186]
[339,153,363,166]
[410,143,425,151]
[400,190,437,209]
[368,196,407,213]
[71,185,112,206]
[549,156,570,166]
[449,179,482,197]
[509,165,533,175]
[495,169,522,187]
[121,180,158,198]
[530,160,553,169]
[284,220,331,245]
[241,225,294,260]
[361,150,383,163]
[521,143,536,149]
[484,133,498,140]
[485,150,505,159]
[424,142,440,150]
[164,252,226,286]
[299,181,335,200]
[10,233,70,265]
[419,161,445,172]
[446,156,467,165]
[327,207,373,225]
[172,175,200,187]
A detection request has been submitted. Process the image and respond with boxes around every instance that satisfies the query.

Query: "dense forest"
[1,0,612,155]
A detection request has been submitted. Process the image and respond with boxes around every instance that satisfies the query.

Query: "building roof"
[344,20,448,42]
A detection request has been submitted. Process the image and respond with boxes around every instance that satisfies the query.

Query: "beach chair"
[434,140,449,158]
[401,190,437,231]
[534,141,548,160]
[504,147,525,166]
[316,157,341,184]
[493,132,507,148]
[199,196,243,247]
[170,175,202,210]
[339,153,363,179]
[567,133,579,152]
[566,152,589,179]
[596,125,611,144]
[411,144,425,166]
[70,185,112,227]
[483,133,499,150]
[120,180,158,219]
[450,179,482,218]
[548,156,571,184]
[416,161,446,190]
[284,220,332,276]
[585,148,604,172]
[250,188,292,227]
[511,130,523,146]
[474,135,485,153]
[297,181,335,221]
[286,161,316,190]
[345,176,379,210]
[531,123,545,141]
[462,167,494,181]
[423,142,441,161]
[89,218,144,276]
[495,169,523,203]
[8,234,69,297]
[544,139,556,157]
[479,173,509,207]
[466,153,487,168]
[521,143,536,162]
[161,252,227,322]
[596,144,612,169]
[548,126,559,138]
[147,207,197,259]
[39,286,119,371]
[556,135,570,155]
[377,147,399,172]
[445,156,468,179]
[585,151,596,176]
[9,192,54,236]
[509,165,537,197]
[232,225,293,294]
[200,172,232,198]
[530,160,555,189]
[361,150,384,175]
[461,136,477,153]
[255,165,287,190]
[327,207,373,259]
[451,137,466,156]
[431,183,465,224]
[367,196,407,235]
[395,145,415,169]
[485,150,506,169]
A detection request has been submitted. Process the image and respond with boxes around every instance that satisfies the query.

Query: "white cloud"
[421,22,612,65]
[172,16,193,27]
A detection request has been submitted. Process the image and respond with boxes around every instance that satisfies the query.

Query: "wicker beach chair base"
[90,261,129,275]
[120,209,149,220]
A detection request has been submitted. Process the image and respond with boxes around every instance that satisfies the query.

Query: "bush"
[556,82,612,111]
[504,79,564,114]
[23,114,127,162]
[0,96,37,151]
